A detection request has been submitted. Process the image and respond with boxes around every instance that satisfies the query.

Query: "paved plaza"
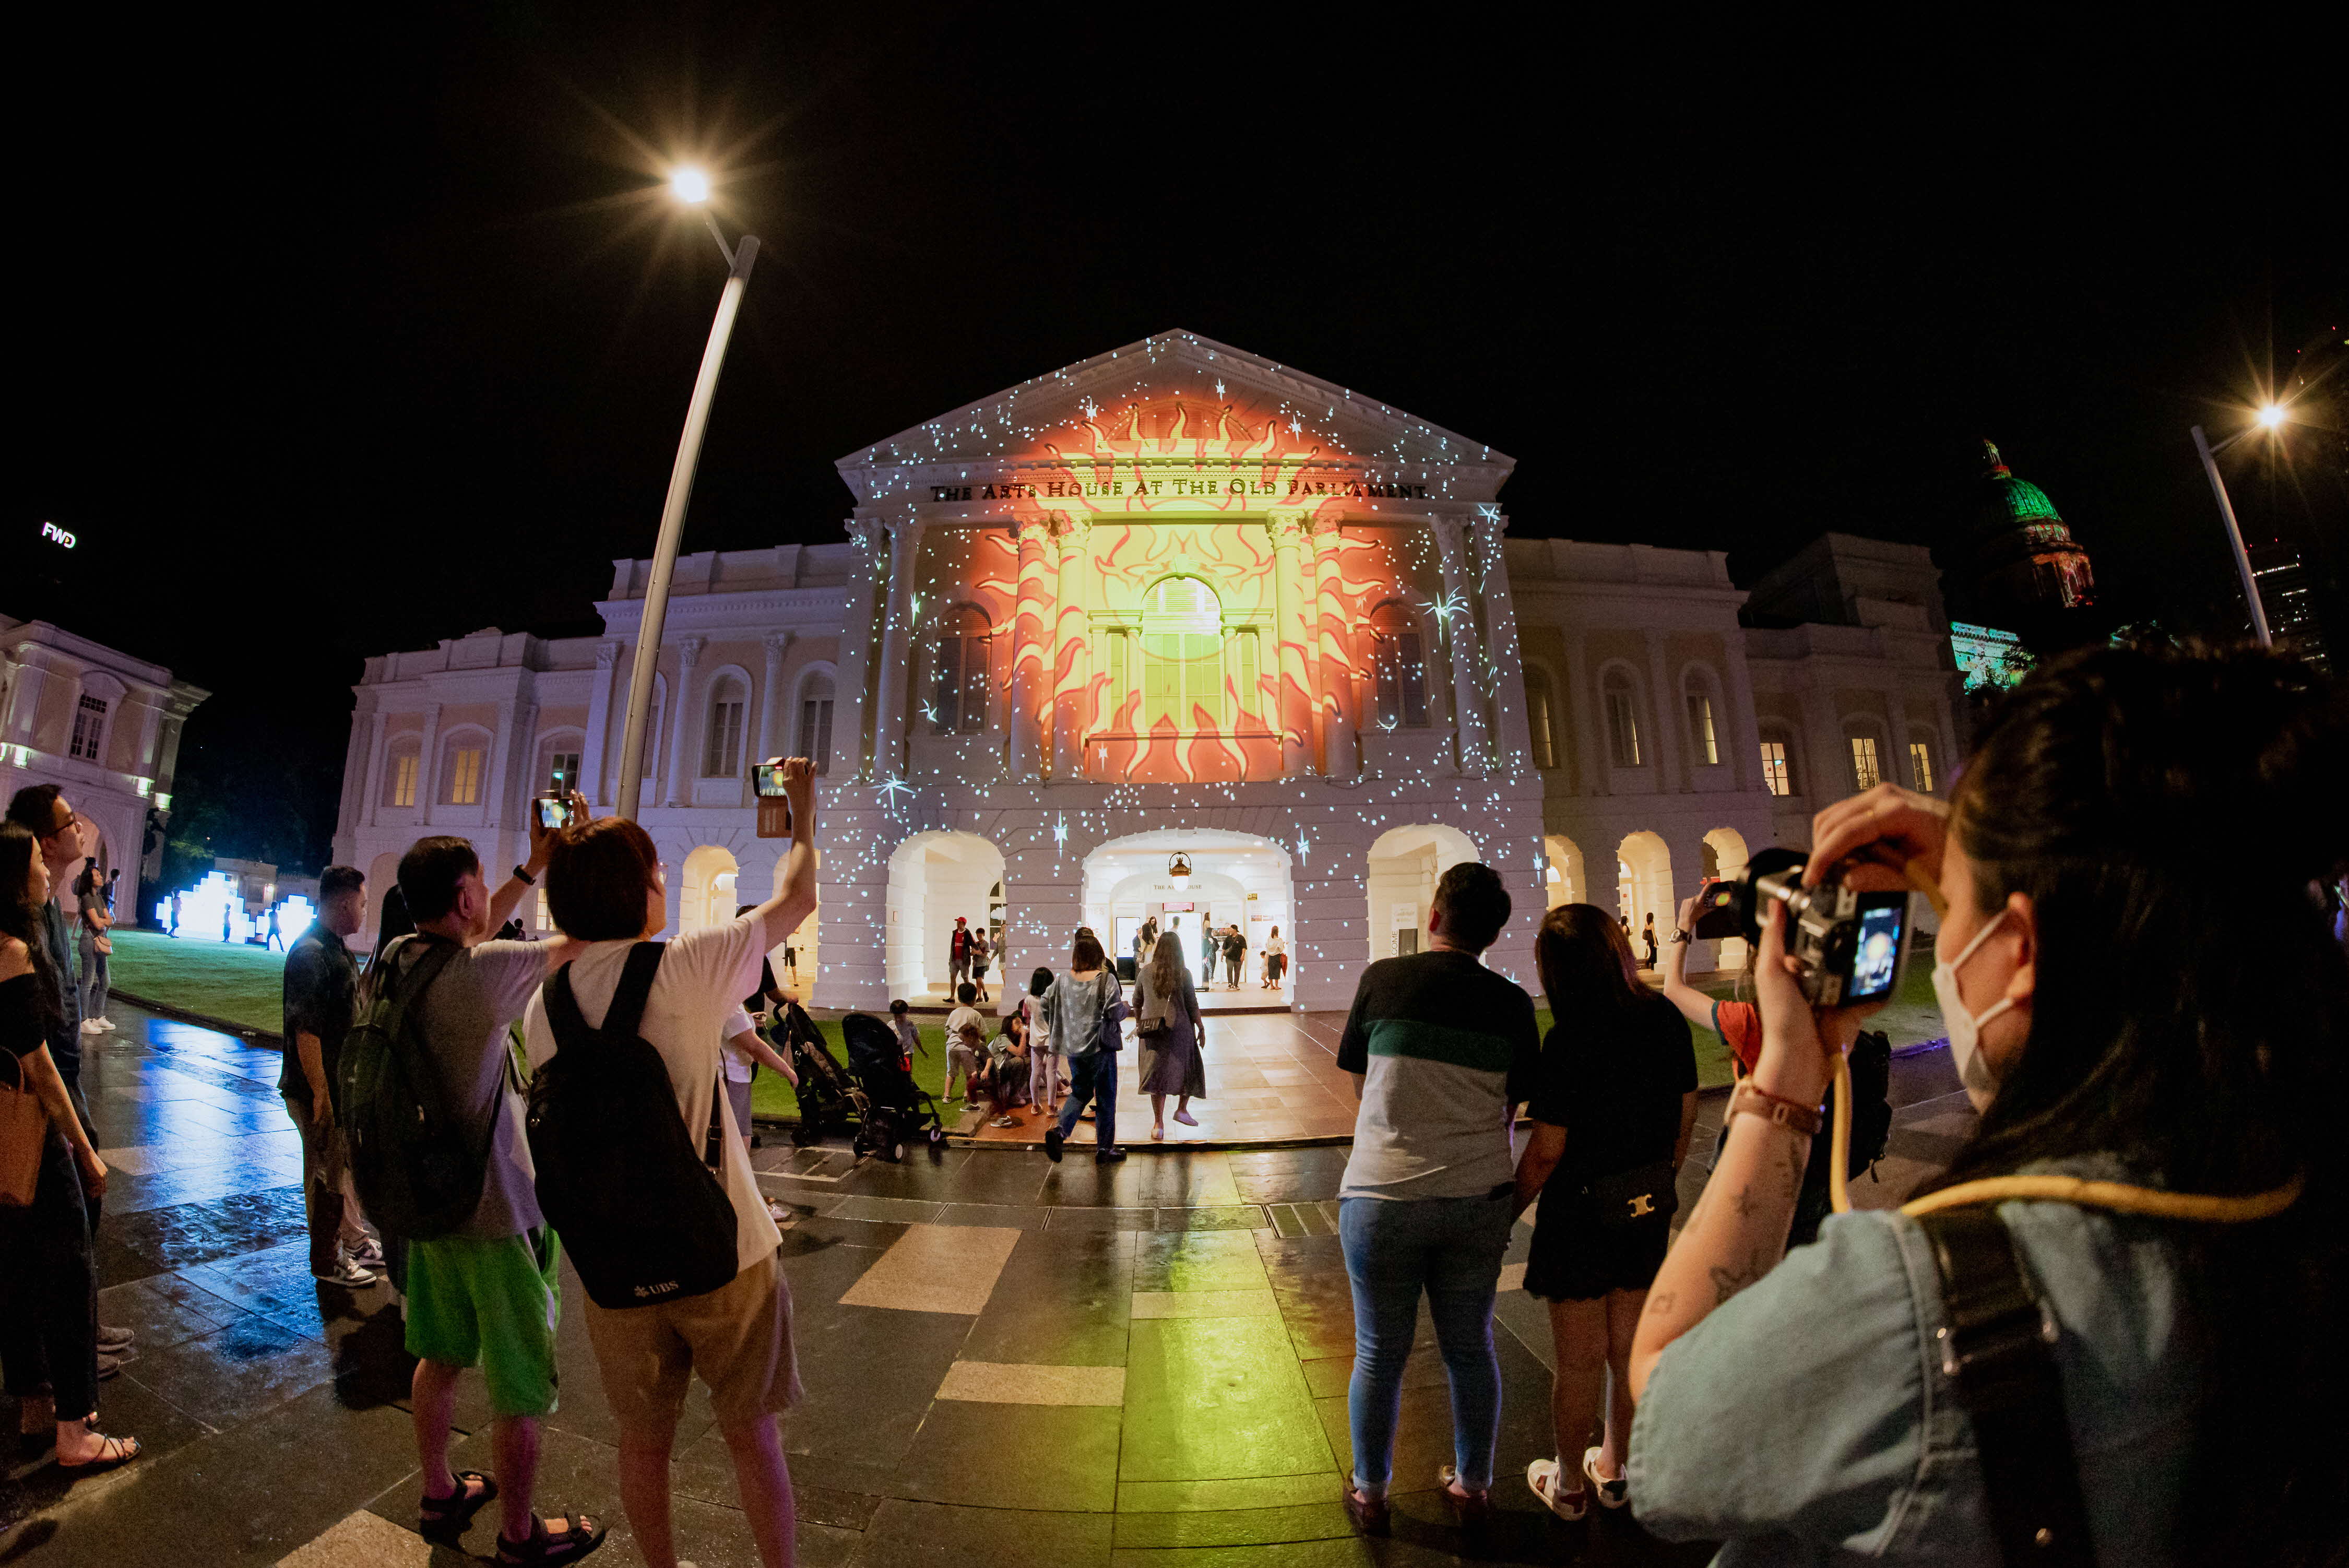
[2,1001,1972,1566]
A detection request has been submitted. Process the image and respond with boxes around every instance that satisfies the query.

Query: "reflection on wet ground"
[2,1001,1971,1566]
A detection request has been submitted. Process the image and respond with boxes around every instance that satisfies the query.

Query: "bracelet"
[513,863,537,886]
[1727,1081,1823,1137]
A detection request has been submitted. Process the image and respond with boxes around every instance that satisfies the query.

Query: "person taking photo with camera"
[1625,643,2345,1566]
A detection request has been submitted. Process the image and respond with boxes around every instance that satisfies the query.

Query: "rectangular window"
[392,753,418,807]
[69,695,107,761]
[1103,632,1130,730]
[449,747,483,805]
[1606,691,1642,767]
[534,889,555,932]
[1374,632,1429,728]
[1760,741,1790,797]
[1686,693,1718,765]
[1908,740,1935,793]
[1529,682,1557,770]
[800,699,834,775]
[1229,631,1260,728]
[704,701,744,776]
[547,751,580,793]
[1849,736,1880,792]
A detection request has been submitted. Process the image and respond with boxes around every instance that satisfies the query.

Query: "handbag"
[0,1052,49,1208]
[1582,1159,1677,1228]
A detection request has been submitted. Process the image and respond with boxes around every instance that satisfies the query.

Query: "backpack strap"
[1915,1206,2095,1568]
[606,942,666,1039]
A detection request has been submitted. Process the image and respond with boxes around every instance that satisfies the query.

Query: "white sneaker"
[313,1257,380,1287]
[79,1019,104,1034]
[96,1018,117,1031]
[1582,1447,1629,1509]
[1526,1457,1587,1521]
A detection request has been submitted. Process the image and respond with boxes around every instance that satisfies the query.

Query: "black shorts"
[1523,1189,1671,1303]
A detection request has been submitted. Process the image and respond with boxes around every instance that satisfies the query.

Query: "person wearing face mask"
[1621,642,2347,1566]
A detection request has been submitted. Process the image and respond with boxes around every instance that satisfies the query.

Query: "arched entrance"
[1702,827,1751,968]
[886,830,1008,1001]
[1366,824,1479,961]
[1617,831,1674,964]
[770,849,820,999]
[679,846,741,934]
[1082,830,1295,995]
[1543,834,1587,910]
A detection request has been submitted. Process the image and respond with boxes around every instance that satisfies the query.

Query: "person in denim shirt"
[1627,644,2346,1565]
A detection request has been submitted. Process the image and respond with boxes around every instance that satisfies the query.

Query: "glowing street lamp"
[2189,403,2289,648]
[615,169,763,819]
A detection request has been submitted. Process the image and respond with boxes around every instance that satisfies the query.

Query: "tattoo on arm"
[1709,1251,1769,1306]
[1730,1184,1759,1218]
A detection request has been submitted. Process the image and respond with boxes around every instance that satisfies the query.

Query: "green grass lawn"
[107,928,287,1035]
[748,1020,956,1122]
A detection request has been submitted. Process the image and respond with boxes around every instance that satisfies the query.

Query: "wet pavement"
[2,1001,1971,1566]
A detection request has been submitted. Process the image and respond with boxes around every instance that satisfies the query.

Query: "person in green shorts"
[392,829,606,1565]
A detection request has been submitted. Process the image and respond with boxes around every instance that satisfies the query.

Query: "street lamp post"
[2189,405,2288,649]
[615,170,761,819]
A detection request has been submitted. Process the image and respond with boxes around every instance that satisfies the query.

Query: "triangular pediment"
[835,330,1512,505]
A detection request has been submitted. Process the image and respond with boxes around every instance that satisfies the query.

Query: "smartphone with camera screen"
[1689,879,1744,942]
[754,763,790,797]
[754,762,793,838]
[535,794,573,832]
[1842,892,1908,1003]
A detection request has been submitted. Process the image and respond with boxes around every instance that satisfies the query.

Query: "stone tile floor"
[2,1001,1970,1566]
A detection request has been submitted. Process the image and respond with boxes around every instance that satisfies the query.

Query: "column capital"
[1047,510,1089,547]
[595,639,622,669]
[677,636,705,670]
[1308,513,1346,541]
[1265,510,1308,548]
[845,515,885,549]
[1427,513,1467,550]
[763,629,793,654]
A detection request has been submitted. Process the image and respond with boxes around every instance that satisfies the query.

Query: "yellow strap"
[1900,1171,2303,1222]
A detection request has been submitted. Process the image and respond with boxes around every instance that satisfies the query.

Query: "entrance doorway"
[1083,830,1294,999]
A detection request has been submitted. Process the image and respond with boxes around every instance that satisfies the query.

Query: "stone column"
[1267,510,1315,777]
[1642,628,1684,792]
[1886,694,1916,791]
[583,641,621,805]
[1430,515,1490,775]
[1007,516,1051,780]
[869,517,924,780]
[360,710,390,828]
[485,692,525,820]
[413,702,442,826]
[663,637,702,807]
[1564,634,1605,796]
[1721,632,1764,795]
[1310,515,1359,780]
[1471,510,1534,778]
[835,517,885,781]
[1048,513,1092,780]
[756,632,791,765]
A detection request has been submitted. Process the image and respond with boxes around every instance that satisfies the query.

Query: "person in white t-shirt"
[523,758,820,1568]
[721,1006,797,1224]
[944,984,985,1106]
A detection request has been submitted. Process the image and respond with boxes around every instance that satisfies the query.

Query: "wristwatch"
[1728,1080,1822,1137]
[513,864,536,886]
[1668,929,1691,944]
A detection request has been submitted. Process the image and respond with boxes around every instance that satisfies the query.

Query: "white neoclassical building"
[330,331,1962,1009]
[1,615,208,914]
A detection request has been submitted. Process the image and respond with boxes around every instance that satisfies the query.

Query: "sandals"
[1526,1455,1588,1521]
[495,1512,607,1565]
[1342,1472,1391,1536]
[421,1469,498,1534]
[1439,1464,1491,1531]
[56,1431,140,1472]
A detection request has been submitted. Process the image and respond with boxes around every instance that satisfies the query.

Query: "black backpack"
[1845,1028,1895,1174]
[339,935,494,1242]
[527,943,739,1310]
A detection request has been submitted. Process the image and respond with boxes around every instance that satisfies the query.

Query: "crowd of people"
[5,640,2345,1566]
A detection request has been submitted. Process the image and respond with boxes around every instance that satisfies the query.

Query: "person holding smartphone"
[1623,644,2347,1565]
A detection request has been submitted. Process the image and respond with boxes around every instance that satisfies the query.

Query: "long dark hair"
[1534,902,1644,1017]
[1923,641,2347,1561]
[0,823,63,1040]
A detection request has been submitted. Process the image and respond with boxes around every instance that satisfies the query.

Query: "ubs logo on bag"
[634,1279,682,1299]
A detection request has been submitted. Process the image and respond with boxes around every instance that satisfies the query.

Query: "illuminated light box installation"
[158,870,317,947]
[1950,622,2034,695]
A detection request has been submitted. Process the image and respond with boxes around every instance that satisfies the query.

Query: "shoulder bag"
[1582,1159,1678,1227]
[0,1052,47,1207]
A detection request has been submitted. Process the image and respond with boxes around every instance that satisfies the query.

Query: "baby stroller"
[786,1018,870,1151]
[841,1012,948,1162]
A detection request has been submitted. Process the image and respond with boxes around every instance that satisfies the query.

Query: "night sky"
[10,8,2343,874]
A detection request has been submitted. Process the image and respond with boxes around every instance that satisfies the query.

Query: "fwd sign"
[40,521,76,549]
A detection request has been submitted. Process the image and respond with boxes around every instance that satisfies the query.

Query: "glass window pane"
[1761,741,1790,797]
[1686,693,1718,765]
[1908,740,1933,792]
[1849,736,1880,791]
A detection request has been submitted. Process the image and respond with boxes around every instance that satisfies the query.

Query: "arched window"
[797,671,836,775]
[1141,576,1233,731]
[1525,668,1560,770]
[440,730,490,805]
[69,693,109,761]
[1369,602,1429,729]
[702,673,748,777]
[930,606,990,734]
[535,730,583,795]
[1682,671,1720,766]
[1758,727,1798,797]
[1602,669,1642,767]
[383,740,422,807]
[1847,728,1884,791]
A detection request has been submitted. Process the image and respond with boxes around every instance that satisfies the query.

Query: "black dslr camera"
[1687,847,1910,1007]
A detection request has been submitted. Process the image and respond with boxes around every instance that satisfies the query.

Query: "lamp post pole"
[615,215,761,819]
[2190,422,2272,648]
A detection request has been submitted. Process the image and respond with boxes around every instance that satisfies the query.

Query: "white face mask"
[1932,908,2018,1112]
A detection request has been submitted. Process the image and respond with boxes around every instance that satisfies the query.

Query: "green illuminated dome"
[1978,441,2065,527]
[1970,439,2095,619]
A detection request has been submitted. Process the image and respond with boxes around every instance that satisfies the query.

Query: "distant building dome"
[1969,439,2094,623]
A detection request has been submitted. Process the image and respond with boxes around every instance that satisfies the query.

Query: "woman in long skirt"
[1133,930,1206,1138]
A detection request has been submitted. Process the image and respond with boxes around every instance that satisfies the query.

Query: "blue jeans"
[1339,1189,1515,1493]
[1056,1050,1118,1148]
